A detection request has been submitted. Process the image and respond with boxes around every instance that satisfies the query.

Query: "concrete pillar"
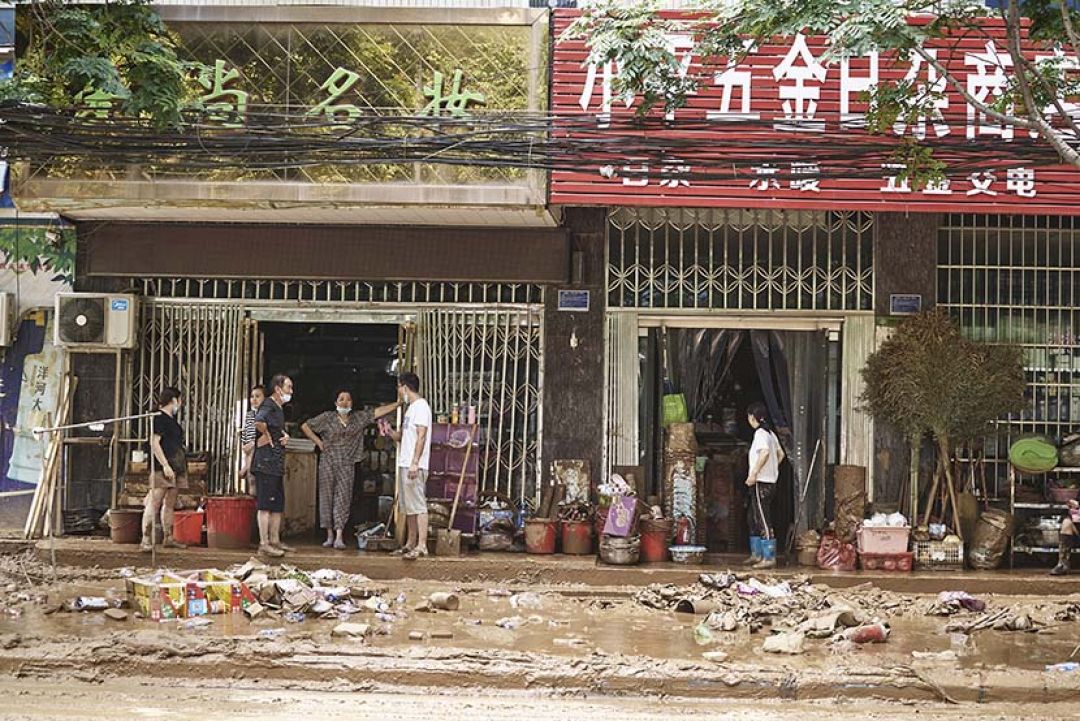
[872,212,940,510]
[541,207,607,494]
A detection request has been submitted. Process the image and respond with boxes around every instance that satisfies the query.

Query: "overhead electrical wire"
[0,101,1069,182]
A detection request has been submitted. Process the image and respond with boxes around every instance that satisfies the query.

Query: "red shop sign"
[551,11,1080,214]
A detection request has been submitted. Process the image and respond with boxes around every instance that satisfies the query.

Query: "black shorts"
[255,472,285,513]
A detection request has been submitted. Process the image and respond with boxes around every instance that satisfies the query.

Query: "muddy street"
[2,678,1080,721]
[1,548,1080,714]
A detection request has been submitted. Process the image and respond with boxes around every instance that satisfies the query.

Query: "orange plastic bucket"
[172,510,205,547]
[524,519,557,554]
[206,496,256,549]
[561,520,594,555]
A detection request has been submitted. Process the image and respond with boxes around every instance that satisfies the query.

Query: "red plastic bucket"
[640,518,674,563]
[173,510,205,547]
[206,496,256,549]
[561,520,594,555]
[524,519,557,554]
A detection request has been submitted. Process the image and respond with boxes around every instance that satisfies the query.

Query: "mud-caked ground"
[1,550,1079,712]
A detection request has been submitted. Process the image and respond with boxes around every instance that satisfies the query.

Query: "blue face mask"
[336,406,350,416]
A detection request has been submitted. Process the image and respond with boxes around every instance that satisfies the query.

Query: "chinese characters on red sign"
[551,12,1080,213]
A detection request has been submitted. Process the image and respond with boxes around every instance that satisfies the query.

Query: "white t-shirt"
[749,427,781,483]
[397,398,433,470]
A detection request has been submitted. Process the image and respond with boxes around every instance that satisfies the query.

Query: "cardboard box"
[127,569,250,619]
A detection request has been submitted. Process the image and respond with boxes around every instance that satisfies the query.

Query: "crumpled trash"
[993,614,1037,632]
[1046,662,1080,673]
[310,569,342,584]
[181,617,213,630]
[762,632,805,655]
[332,622,372,638]
[510,592,543,610]
[835,622,889,644]
[699,573,736,590]
[258,628,285,639]
[284,612,306,624]
[496,616,524,630]
[737,579,792,598]
[862,512,908,528]
[930,591,987,615]
[796,609,862,639]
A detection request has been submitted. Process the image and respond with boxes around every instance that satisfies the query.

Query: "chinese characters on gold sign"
[73,63,486,126]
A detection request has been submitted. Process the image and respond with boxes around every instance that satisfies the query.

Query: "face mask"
[173,402,182,416]
[336,406,350,415]
[281,393,292,404]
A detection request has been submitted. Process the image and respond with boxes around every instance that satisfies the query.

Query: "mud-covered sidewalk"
[2,549,1080,706]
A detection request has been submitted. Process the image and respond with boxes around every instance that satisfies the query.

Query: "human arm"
[407,424,429,479]
[301,421,325,452]
[150,433,176,481]
[372,401,401,420]
[745,447,769,486]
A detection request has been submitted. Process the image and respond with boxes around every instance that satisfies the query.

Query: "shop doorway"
[258,321,404,536]
[639,326,832,555]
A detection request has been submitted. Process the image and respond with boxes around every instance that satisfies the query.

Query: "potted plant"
[861,310,1025,539]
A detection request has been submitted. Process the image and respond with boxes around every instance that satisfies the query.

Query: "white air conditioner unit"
[54,293,139,349]
[0,292,12,347]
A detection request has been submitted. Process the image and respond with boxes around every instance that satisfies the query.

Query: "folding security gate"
[418,307,544,510]
[132,302,246,494]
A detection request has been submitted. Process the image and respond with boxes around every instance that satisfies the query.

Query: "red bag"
[817,532,857,571]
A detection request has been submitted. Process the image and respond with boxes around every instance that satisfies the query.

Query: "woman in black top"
[141,387,190,552]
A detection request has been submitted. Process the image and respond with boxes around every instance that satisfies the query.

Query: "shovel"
[436,426,475,557]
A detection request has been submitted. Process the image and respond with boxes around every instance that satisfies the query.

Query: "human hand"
[408,463,419,480]
[745,475,757,487]
[163,465,177,481]
[316,439,325,452]
[280,433,290,448]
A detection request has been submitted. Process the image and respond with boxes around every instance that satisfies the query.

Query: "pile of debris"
[227,558,393,627]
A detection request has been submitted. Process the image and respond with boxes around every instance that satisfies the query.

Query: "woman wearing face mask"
[141,386,189,553]
[239,385,266,494]
[302,389,400,549]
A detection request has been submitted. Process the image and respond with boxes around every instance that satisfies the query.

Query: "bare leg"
[161,488,186,548]
[270,512,282,546]
[417,512,429,554]
[406,515,418,550]
[257,510,271,546]
[140,488,165,551]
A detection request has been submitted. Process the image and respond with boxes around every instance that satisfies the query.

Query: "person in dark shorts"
[253,374,293,558]
[141,387,189,552]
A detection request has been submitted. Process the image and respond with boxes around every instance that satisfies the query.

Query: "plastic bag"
[817,532,857,571]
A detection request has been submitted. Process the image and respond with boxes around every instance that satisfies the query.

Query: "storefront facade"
[12,4,566,517]
[551,9,1080,549]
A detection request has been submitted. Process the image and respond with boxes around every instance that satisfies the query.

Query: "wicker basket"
[913,539,964,571]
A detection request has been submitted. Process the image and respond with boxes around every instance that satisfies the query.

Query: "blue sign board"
[889,294,923,316]
[557,289,590,312]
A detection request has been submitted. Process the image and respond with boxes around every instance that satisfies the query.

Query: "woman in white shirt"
[744,402,785,569]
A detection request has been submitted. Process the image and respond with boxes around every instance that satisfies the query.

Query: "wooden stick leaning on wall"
[24,373,77,540]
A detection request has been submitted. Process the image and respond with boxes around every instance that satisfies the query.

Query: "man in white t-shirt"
[389,372,432,560]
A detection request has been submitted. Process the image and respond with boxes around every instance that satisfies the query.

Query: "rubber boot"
[743,536,762,565]
[753,539,777,569]
[1050,535,1073,576]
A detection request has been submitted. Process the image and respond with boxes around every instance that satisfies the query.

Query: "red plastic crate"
[858,551,913,572]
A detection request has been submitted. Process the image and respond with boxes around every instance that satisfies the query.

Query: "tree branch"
[913,46,1033,129]
[1060,0,1080,65]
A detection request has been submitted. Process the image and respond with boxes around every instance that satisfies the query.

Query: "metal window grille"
[131,303,246,495]
[134,277,544,305]
[419,307,543,509]
[938,214,1080,498]
[607,208,874,311]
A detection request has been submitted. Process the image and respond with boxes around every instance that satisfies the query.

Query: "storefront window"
[938,214,1080,496]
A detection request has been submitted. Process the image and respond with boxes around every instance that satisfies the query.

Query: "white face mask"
[336,406,350,415]
[280,392,292,404]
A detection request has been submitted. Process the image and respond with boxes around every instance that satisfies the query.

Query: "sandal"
[333,539,348,550]
[391,546,413,557]
[403,547,428,561]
